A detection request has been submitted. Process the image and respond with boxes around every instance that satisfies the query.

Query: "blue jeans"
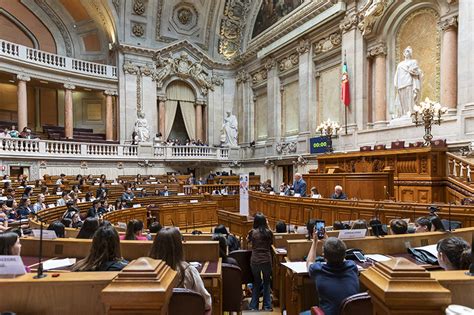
[249,262,272,310]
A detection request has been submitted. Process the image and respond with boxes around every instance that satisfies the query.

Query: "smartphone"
[353,251,367,262]
[315,220,325,239]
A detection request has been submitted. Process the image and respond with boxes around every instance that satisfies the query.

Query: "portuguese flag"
[341,61,350,107]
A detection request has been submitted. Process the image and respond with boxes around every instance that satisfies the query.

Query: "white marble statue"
[394,46,423,118]
[133,112,150,143]
[221,111,238,147]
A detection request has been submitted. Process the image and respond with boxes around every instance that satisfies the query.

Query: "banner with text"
[239,173,249,215]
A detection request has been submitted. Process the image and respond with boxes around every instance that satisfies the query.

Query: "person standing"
[292,173,307,197]
[247,213,273,311]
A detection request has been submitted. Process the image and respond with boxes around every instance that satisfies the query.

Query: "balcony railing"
[0,137,229,161]
[0,39,117,80]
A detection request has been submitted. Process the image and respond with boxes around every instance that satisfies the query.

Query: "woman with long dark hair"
[122,219,147,240]
[72,225,128,271]
[149,227,211,311]
[247,212,273,311]
[0,232,21,255]
[437,236,471,270]
[76,217,99,239]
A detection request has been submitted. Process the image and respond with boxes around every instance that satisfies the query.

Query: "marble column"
[265,58,281,141]
[158,97,166,137]
[457,0,473,109]
[202,104,208,143]
[16,74,30,131]
[368,42,387,127]
[439,16,458,110]
[195,102,203,141]
[63,83,75,139]
[297,39,313,136]
[104,90,116,141]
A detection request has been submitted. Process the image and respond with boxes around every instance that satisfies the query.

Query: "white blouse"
[177,263,212,311]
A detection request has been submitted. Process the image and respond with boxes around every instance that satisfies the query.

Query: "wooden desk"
[217,210,253,238]
[20,237,219,262]
[313,146,447,203]
[250,191,474,229]
[281,227,474,315]
[430,270,474,308]
[150,201,218,230]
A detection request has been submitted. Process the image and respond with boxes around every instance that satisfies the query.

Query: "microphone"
[29,212,47,279]
[288,207,293,233]
[448,202,453,232]
[384,185,390,200]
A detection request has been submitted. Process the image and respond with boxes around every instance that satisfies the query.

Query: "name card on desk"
[190,200,199,203]
[177,193,185,196]
[338,229,367,239]
[0,256,26,277]
[279,192,285,196]
[294,193,301,197]
[133,204,141,208]
[32,229,57,239]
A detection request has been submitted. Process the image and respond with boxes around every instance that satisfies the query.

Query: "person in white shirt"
[32,194,46,213]
[310,187,322,199]
[56,173,66,186]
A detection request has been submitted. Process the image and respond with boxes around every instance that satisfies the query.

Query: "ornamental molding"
[153,52,222,94]
[438,16,458,31]
[367,41,387,57]
[104,90,118,96]
[236,70,250,84]
[296,39,310,55]
[63,83,76,90]
[34,0,73,57]
[16,74,31,82]
[278,53,299,72]
[251,69,267,85]
[357,0,394,37]
[314,32,342,55]
[276,141,297,155]
[264,58,276,71]
[339,11,358,33]
[133,0,146,15]
[132,23,145,37]
[218,0,252,60]
[241,1,334,63]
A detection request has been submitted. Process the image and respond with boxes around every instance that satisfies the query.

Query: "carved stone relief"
[152,52,222,94]
[357,0,393,36]
[219,0,252,60]
[171,3,198,32]
[251,69,267,85]
[276,141,297,155]
[278,53,299,72]
[314,32,342,54]
[296,39,310,55]
[133,0,146,15]
[132,23,145,37]
[236,70,250,84]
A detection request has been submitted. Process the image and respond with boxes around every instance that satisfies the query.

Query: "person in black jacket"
[87,200,101,218]
[96,182,108,199]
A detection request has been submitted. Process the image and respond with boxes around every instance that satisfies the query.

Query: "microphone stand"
[448,202,453,232]
[31,212,47,279]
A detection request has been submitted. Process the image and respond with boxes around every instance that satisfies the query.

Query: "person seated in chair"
[275,220,287,233]
[390,219,408,235]
[159,185,171,196]
[305,235,359,315]
[121,187,135,202]
[437,236,471,270]
[87,200,101,218]
[415,217,431,233]
[72,225,128,272]
[330,185,347,200]
[212,234,238,266]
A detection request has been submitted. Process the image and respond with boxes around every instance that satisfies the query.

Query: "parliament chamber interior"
[0,0,473,314]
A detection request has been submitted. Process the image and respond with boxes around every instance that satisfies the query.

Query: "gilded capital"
[64,83,76,90]
[438,16,458,32]
[367,42,387,57]
[16,74,31,82]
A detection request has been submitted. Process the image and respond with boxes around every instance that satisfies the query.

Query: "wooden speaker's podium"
[101,257,177,314]
[360,257,451,315]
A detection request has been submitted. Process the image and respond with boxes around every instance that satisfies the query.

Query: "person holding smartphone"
[304,228,359,315]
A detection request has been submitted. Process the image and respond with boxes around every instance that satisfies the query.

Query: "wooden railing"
[446,152,474,201]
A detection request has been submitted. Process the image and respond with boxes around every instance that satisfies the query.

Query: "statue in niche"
[133,112,151,143]
[394,46,423,118]
[220,111,238,147]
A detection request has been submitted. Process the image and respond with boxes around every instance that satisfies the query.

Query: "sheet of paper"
[414,244,438,257]
[43,258,76,271]
[281,261,308,274]
[365,254,392,262]
[0,256,26,276]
